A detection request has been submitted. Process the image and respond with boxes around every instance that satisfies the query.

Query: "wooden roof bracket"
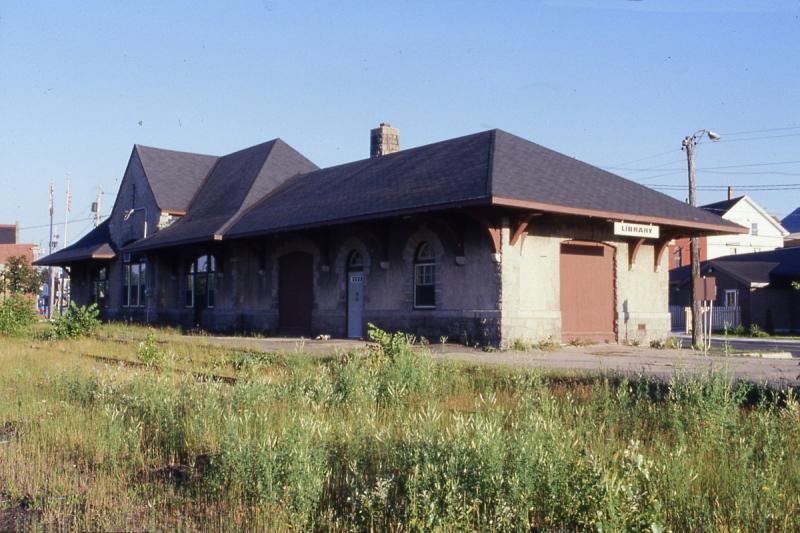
[509,213,540,248]
[464,210,502,261]
[628,238,645,270]
[654,236,672,272]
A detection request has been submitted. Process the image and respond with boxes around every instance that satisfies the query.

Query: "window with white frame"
[724,289,738,308]
[751,223,759,236]
[122,261,146,307]
[414,242,436,308]
[186,254,217,308]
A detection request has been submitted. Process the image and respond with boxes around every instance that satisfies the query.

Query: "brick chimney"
[727,186,735,200]
[370,123,399,157]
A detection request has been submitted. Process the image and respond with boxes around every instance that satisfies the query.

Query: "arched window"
[414,242,436,308]
[347,250,364,271]
[186,254,217,308]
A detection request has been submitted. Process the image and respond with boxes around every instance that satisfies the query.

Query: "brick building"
[36,125,744,346]
[0,222,37,269]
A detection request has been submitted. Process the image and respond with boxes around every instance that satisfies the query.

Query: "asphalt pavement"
[678,334,800,357]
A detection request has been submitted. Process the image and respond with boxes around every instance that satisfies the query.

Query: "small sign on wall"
[613,221,660,239]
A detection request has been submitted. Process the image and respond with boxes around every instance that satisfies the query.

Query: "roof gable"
[707,195,788,236]
[125,139,318,251]
[135,145,218,212]
[700,196,744,216]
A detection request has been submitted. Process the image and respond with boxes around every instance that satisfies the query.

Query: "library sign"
[613,221,660,239]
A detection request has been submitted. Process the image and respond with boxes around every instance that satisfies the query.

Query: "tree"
[1,256,43,295]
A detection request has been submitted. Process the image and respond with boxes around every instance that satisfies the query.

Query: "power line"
[699,132,800,145]
[18,214,108,232]
[603,159,686,171]
[717,126,800,136]
[603,148,681,168]
[651,184,800,191]
[700,170,800,176]
[609,159,800,173]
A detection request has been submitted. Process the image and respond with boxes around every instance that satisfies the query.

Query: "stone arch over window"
[186,254,217,308]
[334,237,371,275]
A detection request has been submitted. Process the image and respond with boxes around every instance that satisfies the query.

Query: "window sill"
[413,306,436,310]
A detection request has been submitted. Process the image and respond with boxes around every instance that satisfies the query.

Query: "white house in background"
[701,195,788,259]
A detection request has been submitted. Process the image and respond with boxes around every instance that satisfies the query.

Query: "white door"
[347,272,364,338]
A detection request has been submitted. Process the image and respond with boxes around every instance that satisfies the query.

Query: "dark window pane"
[185,274,194,307]
[415,285,435,307]
[122,265,130,306]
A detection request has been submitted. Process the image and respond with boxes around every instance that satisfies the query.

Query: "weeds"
[649,337,682,350]
[53,303,100,339]
[0,324,799,530]
[0,295,37,336]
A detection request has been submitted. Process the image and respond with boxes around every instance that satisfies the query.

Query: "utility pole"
[59,175,72,314]
[47,181,55,319]
[92,187,102,227]
[682,129,721,349]
[683,136,703,348]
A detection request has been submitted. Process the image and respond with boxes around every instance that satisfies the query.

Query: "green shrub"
[749,323,769,338]
[53,302,100,339]
[136,329,166,366]
[733,323,746,336]
[0,294,37,336]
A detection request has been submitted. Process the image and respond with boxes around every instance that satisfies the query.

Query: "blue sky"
[2,0,799,250]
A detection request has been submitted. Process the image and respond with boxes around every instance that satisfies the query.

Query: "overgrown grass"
[0,324,799,530]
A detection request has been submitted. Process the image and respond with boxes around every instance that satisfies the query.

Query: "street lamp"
[682,129,720,349]
[124,207,148,238]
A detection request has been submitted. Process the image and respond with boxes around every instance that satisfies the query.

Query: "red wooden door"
[278,252,313,335]
[559,242,615,342]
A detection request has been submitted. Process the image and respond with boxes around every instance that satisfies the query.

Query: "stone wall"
[94,210,673,347]
[109,216,503,344]
[499,216,671,346]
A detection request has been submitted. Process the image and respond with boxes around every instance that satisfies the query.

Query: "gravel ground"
[201,335,800,390]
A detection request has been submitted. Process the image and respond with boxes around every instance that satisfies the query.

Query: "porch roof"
[33,220,115,266]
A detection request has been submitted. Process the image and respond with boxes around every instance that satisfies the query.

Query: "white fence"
[670,305,741,332]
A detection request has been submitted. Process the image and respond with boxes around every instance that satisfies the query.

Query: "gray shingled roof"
[135,145,218,212]
[700,196,744,217]
[225,129,744,239]
[125,139,318,252]
[33,220,114,266]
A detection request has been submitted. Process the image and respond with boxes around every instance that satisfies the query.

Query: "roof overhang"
[34,251,115,267]
[491,196,748,236]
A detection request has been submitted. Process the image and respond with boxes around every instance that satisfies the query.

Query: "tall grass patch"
[0,324,798,530]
